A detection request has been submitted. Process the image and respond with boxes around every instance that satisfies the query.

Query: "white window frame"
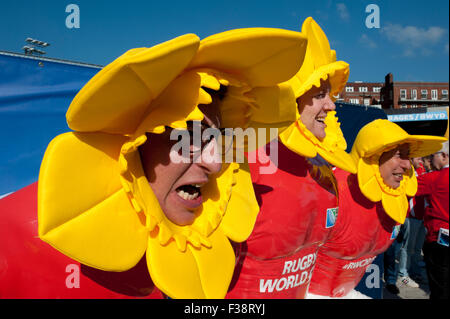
[421,89,428,99]
[345,86,354,92]
[373,87,381,93]
[400,89,407,100]
[411,89,417,100]
[431,90,438,100]
[349,98,359,104]
[442,90,448,99]
[400,104,407,108]
[359,87,368,93]
[364,98,370,106]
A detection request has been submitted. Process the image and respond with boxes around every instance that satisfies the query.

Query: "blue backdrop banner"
[0,52,101,196]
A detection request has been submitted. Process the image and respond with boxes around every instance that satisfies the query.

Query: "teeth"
[176,185,201,201]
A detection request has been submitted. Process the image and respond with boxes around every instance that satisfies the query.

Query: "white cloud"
[360,34,377,49]
[336,3,349,21]
[381,23,447,56]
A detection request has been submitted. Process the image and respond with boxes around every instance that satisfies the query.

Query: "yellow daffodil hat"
[279,17,356,173]
[351,119,447,224]
[37,29,307,299]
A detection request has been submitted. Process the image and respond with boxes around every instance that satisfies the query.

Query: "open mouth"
[176,184,202,201]
[393,173,404,181]
[315,116,326,125]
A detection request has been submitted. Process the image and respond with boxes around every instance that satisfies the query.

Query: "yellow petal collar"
[356,151,417,224]
[279,111,357,173]
[39,127,258,298]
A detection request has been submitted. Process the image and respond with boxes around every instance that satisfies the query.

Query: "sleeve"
[415,172,436,197]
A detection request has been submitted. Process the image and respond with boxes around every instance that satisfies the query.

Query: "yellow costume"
[279,17,356,174]
[351,119,447,224]
[38,29,307,299]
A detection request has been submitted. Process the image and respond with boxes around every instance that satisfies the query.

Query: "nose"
[400,158,412,171]
[323,95,336,112]
[196,140,222,175]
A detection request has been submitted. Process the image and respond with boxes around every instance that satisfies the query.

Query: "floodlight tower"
[23,37,50,55]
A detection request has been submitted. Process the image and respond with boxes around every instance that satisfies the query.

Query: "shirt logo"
[391,225,401,240]
[325,207,338,228]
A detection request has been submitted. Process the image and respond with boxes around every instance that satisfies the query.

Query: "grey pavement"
[382,265,430,299]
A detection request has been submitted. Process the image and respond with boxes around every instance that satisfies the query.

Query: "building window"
[421,89,428,99]
[422,104,427,108]
[411,104,417,108]
[345,87,354,92]
[400,104,407,108]
[411,89,417,100]
[349,98,359,104]
[359,87,368,92]
[373,87,381,93]
[400,89,407,100]
[364,98,370,106]
[442,90,448,99]
[431,90,438,100]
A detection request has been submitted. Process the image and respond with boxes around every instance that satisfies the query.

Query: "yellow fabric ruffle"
[351,119,447,224]
[288,17,349,101]
[279,111,357,173]
[279,17,355,173]
[356,153,416,224]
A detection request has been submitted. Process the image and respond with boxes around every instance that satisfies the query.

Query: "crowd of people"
[384,144,449,299]
[0,17,448,300]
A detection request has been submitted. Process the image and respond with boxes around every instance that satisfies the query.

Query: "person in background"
[422,155,435,172]
[406,157,428,283]
[416,141,449,299]
[393,157,426,291]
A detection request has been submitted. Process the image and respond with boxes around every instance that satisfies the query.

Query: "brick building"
[380,73,449,109]
[337,81,383,107]
[337,73,449,110]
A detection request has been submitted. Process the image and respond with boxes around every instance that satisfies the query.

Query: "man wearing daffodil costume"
[307,119,446,299]
[226,17,356,299]
[0,29,308,298]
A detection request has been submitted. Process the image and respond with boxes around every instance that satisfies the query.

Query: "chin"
[163,206,196,226]
[389,181,401,189]
[314,130,326,141]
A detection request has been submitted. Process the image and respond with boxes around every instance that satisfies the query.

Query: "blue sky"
[1,0,449,82]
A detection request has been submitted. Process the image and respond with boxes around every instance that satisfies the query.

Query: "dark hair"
[202,85,228,101]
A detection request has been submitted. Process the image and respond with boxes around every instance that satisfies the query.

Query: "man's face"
[379,144,412,189]
[411,157,423,169]
[431,151,448,170]
[139,103,222,226]
[297,79,335,140]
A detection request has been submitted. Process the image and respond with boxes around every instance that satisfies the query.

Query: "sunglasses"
[167,121,235,161]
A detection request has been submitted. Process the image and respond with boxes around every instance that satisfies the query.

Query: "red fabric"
[0,182,163,298]
[415,164,426,176]
[409,195,427,220]
[226,141,338,299]
[416,167,449,243]
[308,168,398,297]
[409,164,428,220]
